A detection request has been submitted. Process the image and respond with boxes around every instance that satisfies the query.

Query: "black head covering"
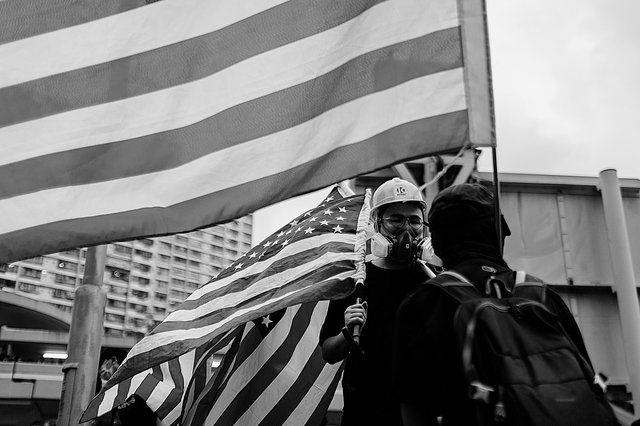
[428,183,510,268]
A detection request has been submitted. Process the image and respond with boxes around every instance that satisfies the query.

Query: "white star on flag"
[261,315,273,328]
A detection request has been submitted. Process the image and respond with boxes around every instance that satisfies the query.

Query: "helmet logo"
[395,186,406,196]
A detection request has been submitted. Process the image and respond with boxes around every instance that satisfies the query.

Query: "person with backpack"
[392,183,618,426]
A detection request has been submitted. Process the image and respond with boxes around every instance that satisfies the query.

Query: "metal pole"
[491,147,503,254]
[599,169,640,413]
[57,245,107,426]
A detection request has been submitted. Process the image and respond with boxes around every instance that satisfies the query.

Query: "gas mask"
[371,231,442,266]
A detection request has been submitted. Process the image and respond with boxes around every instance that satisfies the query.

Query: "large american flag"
[81,187,370,424]
[0,0,494,264]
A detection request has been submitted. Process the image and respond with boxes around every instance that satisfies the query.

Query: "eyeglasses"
[381,214,425,230]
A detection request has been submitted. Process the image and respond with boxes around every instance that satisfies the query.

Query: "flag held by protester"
[81,186,370,424]
[0,0,494,263]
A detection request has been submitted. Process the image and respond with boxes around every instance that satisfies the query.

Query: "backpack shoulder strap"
[513,271,548,303]
[427,270,483,303]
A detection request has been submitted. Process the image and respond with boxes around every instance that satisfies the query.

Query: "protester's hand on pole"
[345,300,367,343]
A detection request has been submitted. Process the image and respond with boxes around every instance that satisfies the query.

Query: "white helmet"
[371,177,426,219]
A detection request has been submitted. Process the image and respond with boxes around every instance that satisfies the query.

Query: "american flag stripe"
[166,242,359,311]
[0,0,288,88]
[1,69,465,234]
[0,108,459,263]
[182,326,250,425]
[301,364,344,426]
[258,348,336,426]
[207,304,316,425]
[2,29,461,198]
[157,253,355,325]
[132,365,163,404]
[1,0,386,127]
[187,301,342,426]
[1,0,456,159]
[0,0,149,44]
[0,0,491,264]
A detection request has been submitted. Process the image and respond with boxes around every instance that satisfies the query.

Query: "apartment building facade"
[0,216,252,340]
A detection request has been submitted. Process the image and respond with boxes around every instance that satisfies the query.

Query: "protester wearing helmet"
[319,178,431,426]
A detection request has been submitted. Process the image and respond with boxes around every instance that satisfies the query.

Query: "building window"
[53,289,74,300]
[174,246,187,254]
[172,267,185,276]
[18,282,40,294]
[0,264,17,273]
[154,292,167,302]
[159,254,171,263]
[133,263,151,273]
[106,313,124,323]
[107,299,126,309]
[56,304,73,313]
[25,256,44,265]
[107,267,129,282]
[0,278,16,289]
[173,256,186,265]
[54,274,76,287]
[20,267,42,279]
[175,235,188,244]
[160,242,172,251]
[113,244,132,255]
[109,285,127,296]
[134,276,150,286]
[57,261,77,271]
[131,290,149,300]
[170,289,187,299]
[129,303,147,313]
[156,280,168,290]
[154,306,166,314]
[139,238,154,246]
[134,249,152,260]
[171,278,185,287]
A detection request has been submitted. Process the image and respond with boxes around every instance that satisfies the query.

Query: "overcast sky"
[253,0,640,243]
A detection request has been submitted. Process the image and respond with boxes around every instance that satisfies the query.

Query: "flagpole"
[599,169,640,413]
[57,245,107,426]
[491,146,503,254]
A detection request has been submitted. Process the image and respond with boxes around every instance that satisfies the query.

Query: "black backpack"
[429,270,619,426]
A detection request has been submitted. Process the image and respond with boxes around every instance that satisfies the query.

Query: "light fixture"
[43,352,68,360]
